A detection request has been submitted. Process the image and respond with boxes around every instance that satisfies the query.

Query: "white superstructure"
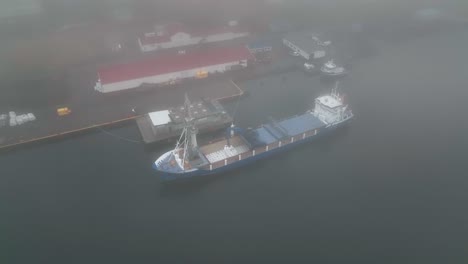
[148,110,171,126]
[320,60,347,76]
[313,83,353,126]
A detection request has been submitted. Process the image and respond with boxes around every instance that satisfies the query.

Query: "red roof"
[98,46,253,85]
[139,23,247,46]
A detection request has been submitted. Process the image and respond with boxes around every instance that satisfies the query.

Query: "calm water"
[2,22,468,264]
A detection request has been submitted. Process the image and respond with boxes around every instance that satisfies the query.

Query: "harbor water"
[2,6,468,264]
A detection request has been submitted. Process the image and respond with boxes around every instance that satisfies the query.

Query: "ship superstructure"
[320,60,347,77]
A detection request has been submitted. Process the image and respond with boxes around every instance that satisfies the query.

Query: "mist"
[1,0,468,263]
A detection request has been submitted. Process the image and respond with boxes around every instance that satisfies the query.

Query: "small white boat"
[320,60,347,77]
[303,62,316,73]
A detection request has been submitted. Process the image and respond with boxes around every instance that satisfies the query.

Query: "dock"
[0,77,243,151]
[0,32,304,152]
[135,87,236,145]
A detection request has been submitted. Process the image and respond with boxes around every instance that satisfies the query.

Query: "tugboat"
[153,83,353,182]
[320,60,347,77]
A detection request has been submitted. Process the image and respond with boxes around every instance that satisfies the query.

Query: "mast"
[181,94,198,164]
[332,81,345,121]
[226,123,235,147]
[332,80,339,97]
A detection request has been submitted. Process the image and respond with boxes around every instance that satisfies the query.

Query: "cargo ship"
[136,98,232,144]
[153,84,353,182]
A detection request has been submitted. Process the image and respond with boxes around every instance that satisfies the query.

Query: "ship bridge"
[317,95,342,109]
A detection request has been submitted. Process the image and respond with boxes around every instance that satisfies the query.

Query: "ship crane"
[173,94,199,167]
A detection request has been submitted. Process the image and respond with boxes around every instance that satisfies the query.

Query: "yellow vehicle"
[196,70,208,79]
[57,107,71,116]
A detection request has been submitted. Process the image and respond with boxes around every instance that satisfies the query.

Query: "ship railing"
[204,129,320,171]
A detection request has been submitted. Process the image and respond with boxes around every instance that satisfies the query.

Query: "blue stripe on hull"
[157,120,350,182]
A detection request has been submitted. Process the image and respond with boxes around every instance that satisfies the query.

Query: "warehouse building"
[138,21,249,52]
[282,32,329,60]
[95,46,253,93]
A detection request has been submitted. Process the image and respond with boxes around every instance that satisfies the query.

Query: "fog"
[1,0,468,263]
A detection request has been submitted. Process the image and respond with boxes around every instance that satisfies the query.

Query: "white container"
[0,114,6,128]
[16,115,24,125]
[9,118,17,127]
[22,115,29,124]
[9,111,16,119]
[28,113,36,121]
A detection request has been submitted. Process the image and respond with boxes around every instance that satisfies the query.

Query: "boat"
[153,84,353,182]
[320,60,347,77]
[303,62,317,73]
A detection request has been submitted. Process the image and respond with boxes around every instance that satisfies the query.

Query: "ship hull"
[155,119,351,182]
[320,70,348,78]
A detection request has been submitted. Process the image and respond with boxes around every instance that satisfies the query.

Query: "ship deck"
[199,135,250,163]
[169,100,216,124]
[195,112,329,172]
[248,113,326,146]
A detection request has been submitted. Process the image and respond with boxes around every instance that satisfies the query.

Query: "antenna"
[226,123,235,147]
[332,80,339,96]
[230,123,235,137]
[184,93,192,121]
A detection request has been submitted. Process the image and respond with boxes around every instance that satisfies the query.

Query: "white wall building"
[138,22,249,53]
[283,32,328,61]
